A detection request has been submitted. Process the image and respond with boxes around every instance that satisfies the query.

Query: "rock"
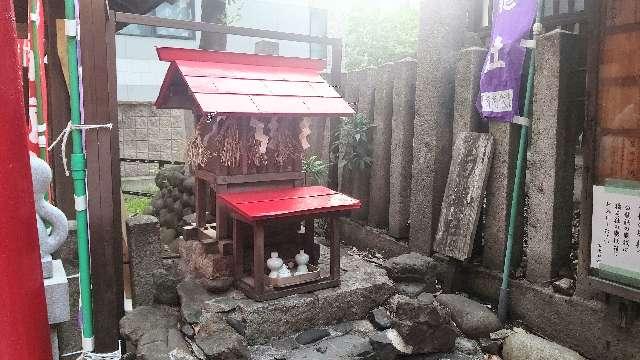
[195,313,249,360]
[436,294,502,339]
[295,328,331,345]
[137,327,192,360]
[369,329,413,360]
[395,282,429,298]
[120,306,179,345]
[490,329,513,340]
[177,280,212,324]
[370,307,392,330]
[160,227,178,245]
[181,324,195,338]
[198,277,234,294]
[287,334,372,359]
[454,337,482,356]
[502,330,587,360]
[417,292,435,304]
[315,345,328,353]
[153,269,180,306]
[383,252,438,283]
[168,348,198,360]
[226,317,246,336]
[386,295,457,354]
[204,297,241,314]
[552,278,575,297]
[479,338,503,355]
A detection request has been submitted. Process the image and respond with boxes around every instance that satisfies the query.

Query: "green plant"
[332,113,374,171]
[303,155,329,184]
[124,195,151,217]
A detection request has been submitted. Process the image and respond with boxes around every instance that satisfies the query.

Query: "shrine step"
[201,245,395,345]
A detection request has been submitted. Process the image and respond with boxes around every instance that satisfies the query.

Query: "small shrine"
[155,47,359,300]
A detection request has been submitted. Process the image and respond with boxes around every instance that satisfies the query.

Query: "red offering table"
[218,186,360,301]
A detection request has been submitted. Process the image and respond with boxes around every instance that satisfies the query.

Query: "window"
[118,0,195,40]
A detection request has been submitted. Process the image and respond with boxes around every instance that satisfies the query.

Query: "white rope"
[48,121,113,176]
[63,341,122,360]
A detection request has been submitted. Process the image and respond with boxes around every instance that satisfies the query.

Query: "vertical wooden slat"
[554,0,561,15]
[576,0,602,298]
[79,1,123,352]
[44,0,75,218]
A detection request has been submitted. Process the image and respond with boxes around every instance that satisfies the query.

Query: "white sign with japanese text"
[591,186,640,274]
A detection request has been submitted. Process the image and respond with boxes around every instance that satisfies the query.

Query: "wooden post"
[0,3,52,358]
[329,217,340,281]
[78,3,124,352]
[233,218,243,281]
[253,223,265,296]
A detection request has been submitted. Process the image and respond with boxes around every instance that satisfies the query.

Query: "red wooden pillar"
[0,2,53,360]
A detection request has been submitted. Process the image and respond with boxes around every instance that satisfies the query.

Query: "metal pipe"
[497,0,544,323]
[64,0,95,351]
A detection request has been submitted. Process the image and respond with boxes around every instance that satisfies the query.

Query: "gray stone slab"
[127,215,162,307]
[483,121,521,271]
[336,217,410,258]
[368,64,395,228]
[410,0,468,254]
[44,260,70,325]
[352,69,375,221]
[338,70,360,195]
[434,132,493,261]
[526,30,579,284]
[389,59,417,239]
[453,47,488,139]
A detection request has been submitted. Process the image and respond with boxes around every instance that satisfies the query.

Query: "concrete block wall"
[118,102,192,178]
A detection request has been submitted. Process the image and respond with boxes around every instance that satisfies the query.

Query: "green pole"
[497,0,544,324]
[64,0,95,351]
[29,0,47,160]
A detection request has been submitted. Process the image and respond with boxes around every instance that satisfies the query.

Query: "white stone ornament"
[267,252,283,278]
[295,250,309,275]
[31,153,69,278]
[299,118,312,150]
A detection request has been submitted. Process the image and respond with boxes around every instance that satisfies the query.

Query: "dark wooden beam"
[79,1,124,352]
[44,1,75,219]
[113,11,342,46]
[576,0,602,298]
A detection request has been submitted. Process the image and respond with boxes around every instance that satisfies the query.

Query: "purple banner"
[477,0,537,121]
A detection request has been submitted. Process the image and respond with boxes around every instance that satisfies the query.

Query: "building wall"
[118,102,191,177]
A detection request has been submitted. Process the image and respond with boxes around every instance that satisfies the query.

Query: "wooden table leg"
[233,218,243,282]
[253,222,265,296]
[304,217,317,265]
[328,217,340,281]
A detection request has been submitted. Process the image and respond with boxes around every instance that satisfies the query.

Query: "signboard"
[477,0,537,121]
[591,185,640,288]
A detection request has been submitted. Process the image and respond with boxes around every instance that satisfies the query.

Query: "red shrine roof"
[154,47,355,117]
